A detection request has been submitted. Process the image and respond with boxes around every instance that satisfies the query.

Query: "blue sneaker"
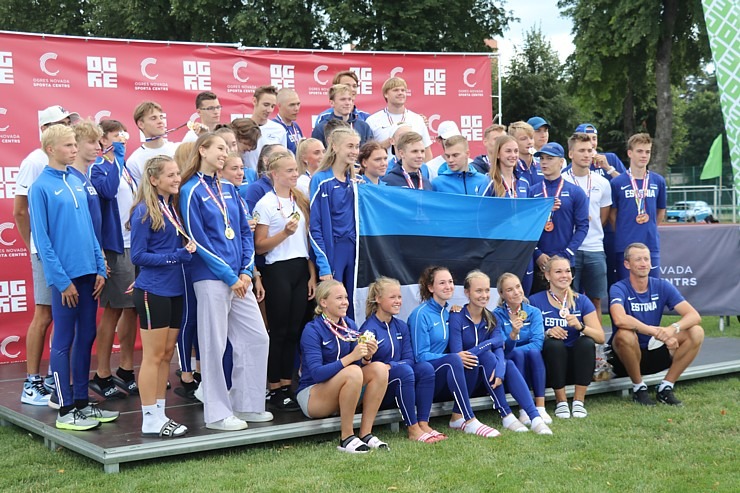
[43,374,56,393]
[21,378,51,406]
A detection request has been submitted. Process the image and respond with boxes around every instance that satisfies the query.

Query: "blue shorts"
[573,250,607,299]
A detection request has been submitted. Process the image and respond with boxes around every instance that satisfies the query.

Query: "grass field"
[1,318,737,492]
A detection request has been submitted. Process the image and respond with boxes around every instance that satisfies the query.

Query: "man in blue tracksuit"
[381,132,433,190]
[432,136,490,196]
[528,143,589,294]
[29,125,111,431]
[311,84,373,147]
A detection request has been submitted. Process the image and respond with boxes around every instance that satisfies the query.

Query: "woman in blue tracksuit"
[408,266,499,438]
[450,271,552,435]
[309,127,360,318]
[493,272,550,425]
[29,125,115,431]
[130,155,194,438]
[360,277,446,443]
[297,280,389,454]
[180,133,270,431]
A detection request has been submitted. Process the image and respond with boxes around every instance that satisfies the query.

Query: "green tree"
[0,0,88,36]
[559,0,711,175]
[501,27,581,146]
[318,0,513,52]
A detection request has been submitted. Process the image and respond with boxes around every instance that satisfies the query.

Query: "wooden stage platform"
[1,337,738,473]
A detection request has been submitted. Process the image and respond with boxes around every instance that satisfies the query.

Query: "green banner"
[702,0,740,204]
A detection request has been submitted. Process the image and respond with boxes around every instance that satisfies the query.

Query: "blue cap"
[527,116,549,130]
[575,123,597,134]
[534,142,564,158]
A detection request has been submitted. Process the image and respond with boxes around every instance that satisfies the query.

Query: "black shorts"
[133,288,183,330]
[609,344,672,378]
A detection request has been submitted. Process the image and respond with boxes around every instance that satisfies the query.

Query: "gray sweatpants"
[194,279,269,424]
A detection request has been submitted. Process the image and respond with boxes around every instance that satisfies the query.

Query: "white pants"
[194,280,269,424]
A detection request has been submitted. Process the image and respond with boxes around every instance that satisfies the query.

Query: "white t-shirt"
[241,120,288,173]
[181,129,198,143]
[125,143,178,248]
[127,141,179,183]
[563,170,612,252]
[16,148,48,255]
[365,108,432,159]
[296,174,311,199]
[253,192,309,265]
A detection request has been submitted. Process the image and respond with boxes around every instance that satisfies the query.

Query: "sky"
[497,1,575,70]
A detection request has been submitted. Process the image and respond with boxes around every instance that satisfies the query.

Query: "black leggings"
[261,257,310,383]
[542,336,595,389]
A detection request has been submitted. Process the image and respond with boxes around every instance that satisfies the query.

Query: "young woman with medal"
[180,133,271,431]
[253,151,316,411]
[358,141,389,185]
[528,257,604,420]
[130,156,194,438]
[493,273,551,426]
[449,271,552,435]
[360,277,447,444]
[297,280,389,454]
[309,127,361,318]
[408,266,500,438]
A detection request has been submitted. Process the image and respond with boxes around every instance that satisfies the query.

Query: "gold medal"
[544,221,554,232]
[225,226,235,240]
[252,212,260,222]
[518,310,527,321]
[359,330,376,344]
[290,211,301,221]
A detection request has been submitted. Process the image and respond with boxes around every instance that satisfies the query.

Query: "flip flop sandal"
[142,419,188,438]
[88,378,126,400]
[337,435,370,454]
[111,375,139,395]
[415,432,436,443]
[360,434,390,450]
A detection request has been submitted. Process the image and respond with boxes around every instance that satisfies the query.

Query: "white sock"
[536,406,548,417]
[531,416,545,428]
[633,382,647,393]
[449,418,465,430]
[142,404,166,433]
[156,399,167,419]
[658,380,674,392]
[502,414,519,429]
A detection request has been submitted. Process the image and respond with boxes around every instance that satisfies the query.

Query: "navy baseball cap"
[534,142,564,158]
[575,123,597,134]
[527,116,550,130]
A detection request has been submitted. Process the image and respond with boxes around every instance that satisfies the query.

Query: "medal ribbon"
[569,170,591,198]
[145,121,189,142]
[548,290,569,315]
[542,178,565,223]
[273,188,296,218]
[322,314,360,342]
[628,170,649,215]
[385,108,407,126]
[121,164,137,196]
[159,199,191,241]
[198,174,231,231]
[502,176,518,198]
[275,115,301,143]
[401,168,418,189]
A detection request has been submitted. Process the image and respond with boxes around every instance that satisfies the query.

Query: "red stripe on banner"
[0,31,492,363]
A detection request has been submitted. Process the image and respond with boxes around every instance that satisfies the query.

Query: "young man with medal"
[527,142,589,295]
[608,243,704,406]
[180,133,271,431]
[562,133,612,310]
[315,70,372,124]
[366,76,434,161]
[272,88,304,155]
[431,135,490,195]
[381,131,433,190]
[609,133,666,280]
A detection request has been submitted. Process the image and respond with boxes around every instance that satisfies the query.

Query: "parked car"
[665,201,713,222]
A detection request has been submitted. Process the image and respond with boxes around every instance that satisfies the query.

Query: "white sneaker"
[531,419,554,435]
[206,415,248,431]
[537,406,553,425]
[571,401,588,418]
[193,384,204,403]
[518,409,531,426]
[235,411,274,422]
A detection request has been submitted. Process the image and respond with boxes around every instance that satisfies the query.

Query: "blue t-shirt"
[529,291,596,347]
[608,277,685,348]
[610,170,666,252]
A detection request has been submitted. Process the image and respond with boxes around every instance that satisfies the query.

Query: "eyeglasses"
[200,105,222,111]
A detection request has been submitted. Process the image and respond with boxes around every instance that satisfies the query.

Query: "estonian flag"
[353,185,553,324]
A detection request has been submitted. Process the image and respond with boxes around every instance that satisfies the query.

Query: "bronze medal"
[544,221,554,232]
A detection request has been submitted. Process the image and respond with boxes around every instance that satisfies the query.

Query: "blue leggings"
[429,354,475,421]
[508,347,546,398]
[177,273,200,372]
[381,361,435,426]
[50,274,98,409]
[332,238,355,319]
[465,351,539,420]
[522,258,534,296]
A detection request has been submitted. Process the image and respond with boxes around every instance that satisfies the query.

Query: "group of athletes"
[14,68,704,453]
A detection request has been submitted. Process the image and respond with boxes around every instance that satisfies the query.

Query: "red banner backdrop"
[0,31,492,364]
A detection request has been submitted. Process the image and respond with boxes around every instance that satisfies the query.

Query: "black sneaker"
[656,387,683,406]
[268,388,300,412]
[632,387,656,406]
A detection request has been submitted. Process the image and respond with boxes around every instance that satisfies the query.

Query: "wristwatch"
[577,322,586,332]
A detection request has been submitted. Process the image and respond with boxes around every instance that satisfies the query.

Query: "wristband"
[671,322,680,334]
[577,322,586,332]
